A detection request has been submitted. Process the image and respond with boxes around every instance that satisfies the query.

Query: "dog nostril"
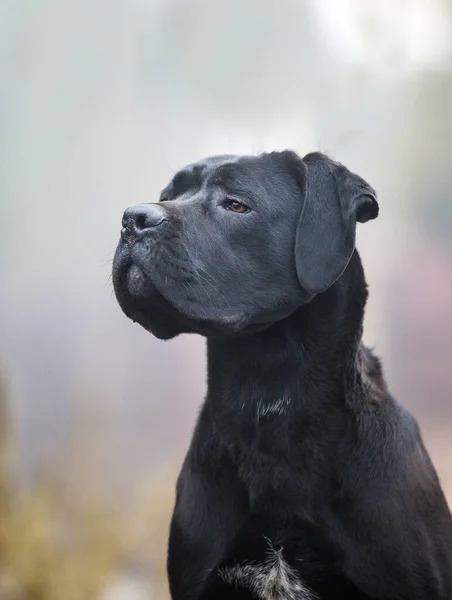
[122,204,166,232]
[135,213,147,231]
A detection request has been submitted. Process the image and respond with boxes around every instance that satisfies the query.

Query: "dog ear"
[292,151,378,295]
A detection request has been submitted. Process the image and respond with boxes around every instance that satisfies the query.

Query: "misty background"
[0,0,451,597]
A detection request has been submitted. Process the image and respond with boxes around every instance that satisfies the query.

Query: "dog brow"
[172,166,205,196]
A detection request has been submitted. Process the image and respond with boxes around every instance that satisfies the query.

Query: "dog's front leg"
[167,514,214,600]
[167,453,247,600]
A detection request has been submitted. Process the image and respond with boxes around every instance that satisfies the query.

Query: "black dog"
[113,151,452,599]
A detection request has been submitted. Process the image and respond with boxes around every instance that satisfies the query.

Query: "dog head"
[112,151,378,339]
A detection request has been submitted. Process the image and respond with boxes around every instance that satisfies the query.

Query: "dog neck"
[206,251,369,421]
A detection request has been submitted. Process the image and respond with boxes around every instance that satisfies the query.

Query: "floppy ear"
[293,151,378,294]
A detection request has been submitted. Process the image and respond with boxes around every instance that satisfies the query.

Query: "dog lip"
[126,263,155,298]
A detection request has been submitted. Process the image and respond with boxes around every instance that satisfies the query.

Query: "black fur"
[113,151,452,599]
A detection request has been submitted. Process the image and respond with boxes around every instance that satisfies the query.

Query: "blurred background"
[1,0,452,597]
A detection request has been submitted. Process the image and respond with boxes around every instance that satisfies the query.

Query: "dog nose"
[121,204,166,236]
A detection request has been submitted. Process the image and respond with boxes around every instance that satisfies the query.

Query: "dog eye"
[225,199,250,214]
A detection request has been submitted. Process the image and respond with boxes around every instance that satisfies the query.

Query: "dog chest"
[217,546,317,600]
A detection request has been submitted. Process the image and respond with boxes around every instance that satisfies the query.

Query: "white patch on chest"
[218,545,317,600]
[257,396,291,421]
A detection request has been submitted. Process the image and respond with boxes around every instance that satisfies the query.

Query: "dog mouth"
[113,244,273,339]
[113,253,186,339]
[124,265,165,328]
[114,259,252,338]
[126,263,156,300]
[113,246,158,318]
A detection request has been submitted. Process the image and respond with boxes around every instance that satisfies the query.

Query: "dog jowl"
[113,151,452,600]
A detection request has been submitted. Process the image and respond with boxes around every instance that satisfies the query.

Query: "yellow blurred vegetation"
[0,373,175,600]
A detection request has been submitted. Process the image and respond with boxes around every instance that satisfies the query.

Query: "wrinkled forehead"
[161,153,298,204]
[160,155,239,199]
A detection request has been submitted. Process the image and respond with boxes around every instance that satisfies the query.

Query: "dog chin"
[118,288,190,341]
[130,308,185,340]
